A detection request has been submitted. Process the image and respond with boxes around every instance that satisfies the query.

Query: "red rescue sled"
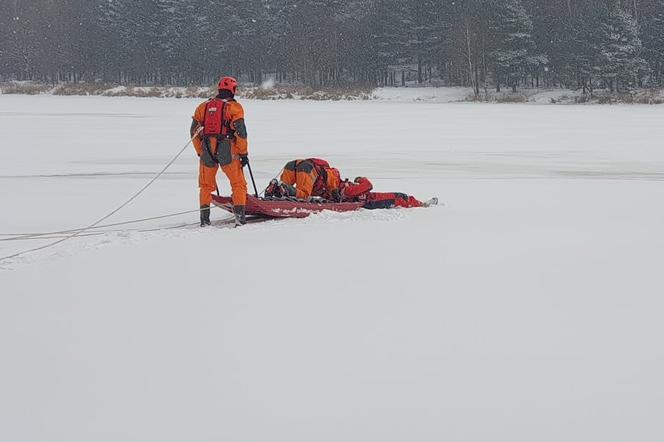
[212,194,365,219]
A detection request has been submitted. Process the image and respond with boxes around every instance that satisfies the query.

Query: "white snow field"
[1,95,663,442]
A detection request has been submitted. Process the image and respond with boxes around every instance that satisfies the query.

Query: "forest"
[1,0,663,94]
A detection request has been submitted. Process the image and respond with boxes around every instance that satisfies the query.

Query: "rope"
[3,212,241,242]
[1,212,262,243]
[0,209,198,240]
[0,129,202,262]
[0,206,227,241]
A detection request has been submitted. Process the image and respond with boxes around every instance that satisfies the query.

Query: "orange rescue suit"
[341,177,424,208]
[280,159,341,200]
[192,97,248,207]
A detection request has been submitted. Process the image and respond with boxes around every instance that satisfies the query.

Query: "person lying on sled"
[340,177,437,209]
[265,158,342,201]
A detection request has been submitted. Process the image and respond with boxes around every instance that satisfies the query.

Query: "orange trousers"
[281,168,317,200]
[199,159,247,206]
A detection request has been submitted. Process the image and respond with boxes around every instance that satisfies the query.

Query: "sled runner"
[211,194,365,219]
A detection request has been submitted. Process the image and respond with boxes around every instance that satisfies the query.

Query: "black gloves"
[239,155,249,166]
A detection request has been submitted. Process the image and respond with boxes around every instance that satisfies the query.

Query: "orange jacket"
[192,98,248,157]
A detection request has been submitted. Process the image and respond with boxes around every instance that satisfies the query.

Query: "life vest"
[203,98,231,137]
[308,159,331,195]
[308,159,330,180]
[309,158,330,170]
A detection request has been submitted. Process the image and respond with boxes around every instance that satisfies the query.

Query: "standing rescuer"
[191,76,249,227]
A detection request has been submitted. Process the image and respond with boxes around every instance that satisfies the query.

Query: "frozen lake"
[1,95,663,442]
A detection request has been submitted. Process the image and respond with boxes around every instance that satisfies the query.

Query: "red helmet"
[217,76,238,94]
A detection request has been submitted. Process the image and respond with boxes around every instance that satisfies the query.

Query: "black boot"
[200,205,211,227]
[233,205,246,227]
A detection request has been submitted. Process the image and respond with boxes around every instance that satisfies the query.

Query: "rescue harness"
[203,98,233,138]
[202,98,235,165]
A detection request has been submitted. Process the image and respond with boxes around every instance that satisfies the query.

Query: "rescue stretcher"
[211,194,365,219]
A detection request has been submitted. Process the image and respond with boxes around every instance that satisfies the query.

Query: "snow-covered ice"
[1,95,663,442]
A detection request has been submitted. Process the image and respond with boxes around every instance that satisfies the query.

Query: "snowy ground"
[1,95,663,442]
[4,81,663,103]
[372,85,664,104]
[373,86,473,102]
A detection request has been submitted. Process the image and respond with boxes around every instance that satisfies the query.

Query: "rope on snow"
[0,129,206,261]
[0,206,232,242]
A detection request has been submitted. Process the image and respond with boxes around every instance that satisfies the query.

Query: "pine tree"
[367,0,411,85]
[640,0,664,85]
[218,0,265,81]
[407,0,446,84]
[594,5,648,91]
[0,2,17,77]
[522,0,573,88]
[489,0,546,92]
[3,0,41,80]
[154,0,188,82]
[327,0,375,85]
[1,0,662,91]
[169,0,213,85]
[567,14,600,93]
[448,0,490,95]
[98,0,137,82]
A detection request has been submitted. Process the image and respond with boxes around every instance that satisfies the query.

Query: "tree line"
[1,0,663,94]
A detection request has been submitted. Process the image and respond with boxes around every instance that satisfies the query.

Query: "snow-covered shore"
[3,81,664,104]
[1,95,663,442]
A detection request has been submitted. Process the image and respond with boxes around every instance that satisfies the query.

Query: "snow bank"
[372,86,664,105]
[373,86,473,102]
[3,81,664,104]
